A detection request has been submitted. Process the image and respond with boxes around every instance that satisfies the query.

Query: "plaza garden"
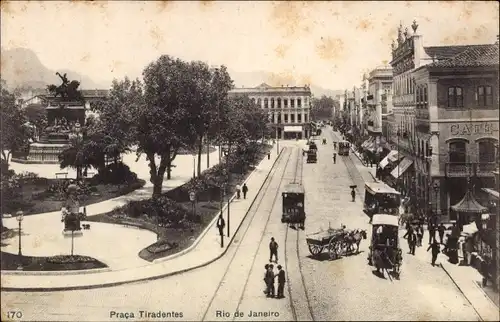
[0,56,270,271]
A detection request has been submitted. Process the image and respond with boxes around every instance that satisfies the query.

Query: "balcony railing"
[445,162,498,177]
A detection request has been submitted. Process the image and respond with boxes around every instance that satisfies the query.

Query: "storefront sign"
[450,122,499,136]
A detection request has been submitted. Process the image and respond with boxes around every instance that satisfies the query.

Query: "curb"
[153,146,276,263]
[1,147,284,292]
[1,267,112,276]
[439,262,485,321]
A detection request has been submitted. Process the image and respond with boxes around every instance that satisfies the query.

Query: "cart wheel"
[328,238,340,260]
[308,243,323,256]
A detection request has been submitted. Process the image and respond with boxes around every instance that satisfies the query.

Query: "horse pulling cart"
[306,226,349,260]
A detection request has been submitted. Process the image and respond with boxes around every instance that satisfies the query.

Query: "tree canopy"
[310,95,337,121]
[0,80,31,163]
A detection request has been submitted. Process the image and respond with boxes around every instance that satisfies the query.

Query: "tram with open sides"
[338,140,350,156]
[363,182,401,218]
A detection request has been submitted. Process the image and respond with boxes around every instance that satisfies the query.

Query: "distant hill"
[0,47,108,90]
[228,69,343,98]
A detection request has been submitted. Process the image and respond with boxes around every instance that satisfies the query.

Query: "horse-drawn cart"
[368,214,403,279]
[306,226,349,260]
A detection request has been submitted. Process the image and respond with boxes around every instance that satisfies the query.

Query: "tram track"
[232,148,304,320]
[283,146,316,321]
[201,148,294,321]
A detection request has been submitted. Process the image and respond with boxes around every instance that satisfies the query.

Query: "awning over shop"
[379,150,398,169]
[451,189,488,214]
[361,137,374,148]
[284,126,302,132]
[390,157,413,179]
[482,188,499,200]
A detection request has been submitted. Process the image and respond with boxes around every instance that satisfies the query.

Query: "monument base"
[62,230,83,237]
[13,142,69,164]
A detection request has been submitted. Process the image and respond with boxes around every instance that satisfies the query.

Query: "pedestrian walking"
[217,215,225,237]
[333,153,337,164]
[276,265,286,299]
[480,257,490,287]
[269,237,279,263]
[416,225,423,247]
[437,223,445,244]
[267,152,271,160]
[351,188,356,202]
[265,264,276,298]
[403,226,417,255]
[428,224,436,244]
[236,184,241,199]
[427,240,441,266]
[242,183,248,199]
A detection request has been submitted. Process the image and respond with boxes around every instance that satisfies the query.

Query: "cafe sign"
[450,122,499,136]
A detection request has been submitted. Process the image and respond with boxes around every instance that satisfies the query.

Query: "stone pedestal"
[12,142,69,164]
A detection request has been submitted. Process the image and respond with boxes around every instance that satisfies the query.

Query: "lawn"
[1,229,107,271]
[6,178,145,216]
[87,143,272,262]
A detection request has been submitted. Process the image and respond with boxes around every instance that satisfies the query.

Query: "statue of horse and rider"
[47,72,83,101]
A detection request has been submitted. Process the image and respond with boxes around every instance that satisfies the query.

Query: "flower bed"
[0,252,108,271]
[88,143,272,261]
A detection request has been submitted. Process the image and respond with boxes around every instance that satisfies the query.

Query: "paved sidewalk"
[440,261,499,321]
[1,146,282,291]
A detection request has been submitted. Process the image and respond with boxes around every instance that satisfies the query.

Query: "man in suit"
[276,265,286,299]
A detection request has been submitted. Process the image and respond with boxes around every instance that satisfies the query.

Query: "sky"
[1,1,499,91]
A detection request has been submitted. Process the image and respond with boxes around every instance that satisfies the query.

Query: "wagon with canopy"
[368,214,403,279]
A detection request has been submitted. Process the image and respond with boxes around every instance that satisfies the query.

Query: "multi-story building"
[387,22,421,195]
[364,66,393,161]
[228,83,312,139]
[413,42,499,223]
[387,20,499,223]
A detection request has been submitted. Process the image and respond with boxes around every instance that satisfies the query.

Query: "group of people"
[235,183,249,199]
[402,221,454,266]
[263,237,286,299]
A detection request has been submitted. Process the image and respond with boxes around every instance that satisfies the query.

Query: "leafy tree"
[311,95,335,120]
[89,77,140,165]
[0,80,30,163]
[187,64,233,177]
[135,55,205,197]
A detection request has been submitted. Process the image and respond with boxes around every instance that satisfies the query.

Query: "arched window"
[290,98,295,108]
[448,87,463,108]
[264,98,268,109]
[416,87,421,107]
[251,98,256,104]
[277,98,281,109]
[283,98,288,108]
[270,98,275,108]
[297,98,302,107]
[448,140,467,163]
[257,98,262,107]
[478,140,496,163]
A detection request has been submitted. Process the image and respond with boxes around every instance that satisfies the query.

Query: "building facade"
[229,83,312,139]
[386,20,499,223]
[413,43,499,222]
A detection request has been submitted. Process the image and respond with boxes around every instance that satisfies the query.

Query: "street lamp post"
[276,126,280,155]
[433,182,439,226]
[223,148,231,238]
[16,211,24,270]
